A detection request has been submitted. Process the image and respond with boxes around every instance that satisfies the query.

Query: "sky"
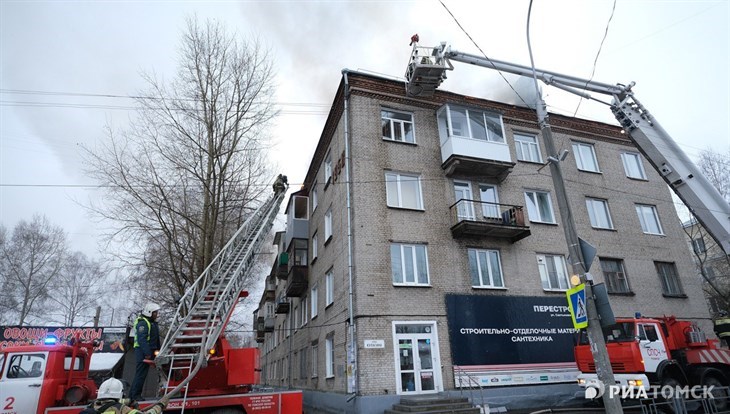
[1,0,729,261]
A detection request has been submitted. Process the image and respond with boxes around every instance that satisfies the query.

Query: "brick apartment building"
[252,70,710,412]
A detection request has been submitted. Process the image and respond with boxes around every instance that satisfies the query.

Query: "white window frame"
[621,152,647,180]
[444,105,506,143]
[390,243,430,286]
[325,335,335,378]
[536,254,570,291]
[468,248,505,288]
[385,171,424,210]
[325,269,334,307]
[514,133,542,163]
[300,295,308,326]
[311,342,319,378]
[479,183,500,219]
[692,237,706,254]
[311,285,318,319]
[311,233,318,262]
[572,142,600,172]
[586,198,614,229]
[635,204,664,235]
[312,181,318,211]
[524,190,555,224]
[324,151,333,183]
[324,208,333,241]
[382,109,415,143]
[453,180,475,221]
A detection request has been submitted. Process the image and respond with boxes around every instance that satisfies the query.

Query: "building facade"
[253,71,710,412]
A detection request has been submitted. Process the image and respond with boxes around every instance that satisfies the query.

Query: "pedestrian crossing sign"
[567,284,588,329]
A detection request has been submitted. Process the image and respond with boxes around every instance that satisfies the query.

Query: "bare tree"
[46,252,107,326]
[84,17,276,308]
[0,215,67,325]
[682,147,730,315]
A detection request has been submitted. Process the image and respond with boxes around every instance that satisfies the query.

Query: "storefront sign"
[0,326,128,353]
[446,294,580,387]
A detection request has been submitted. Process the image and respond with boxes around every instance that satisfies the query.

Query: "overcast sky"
[1,0,729,258]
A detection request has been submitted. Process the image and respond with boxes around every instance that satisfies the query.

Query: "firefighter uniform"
[130,304,161,402]
[715,315,730,347]
[85,400,166,414]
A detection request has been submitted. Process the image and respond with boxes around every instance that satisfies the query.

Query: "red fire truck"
[0,179,302,413]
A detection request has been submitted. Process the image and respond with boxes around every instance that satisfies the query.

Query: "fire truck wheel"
[209,409,243,414]
[703,376,728,410]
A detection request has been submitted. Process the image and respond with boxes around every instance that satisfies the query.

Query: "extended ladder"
[155,178,287,406]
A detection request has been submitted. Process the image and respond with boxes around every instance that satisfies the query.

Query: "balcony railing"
[449,199,530,243]
[275,294,290,314]
[276,253,289,280]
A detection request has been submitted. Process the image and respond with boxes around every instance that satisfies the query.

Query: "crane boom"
[405,42,730,254]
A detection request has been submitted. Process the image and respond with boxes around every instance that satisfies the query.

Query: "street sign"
[566,284,588,329]
[578,237,596,272]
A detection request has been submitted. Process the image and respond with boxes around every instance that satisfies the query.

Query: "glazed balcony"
[450,199,530,243]
[263,316,274,333]
[276,253,289,280]
[437,104,515,181]
[285,265,309,298]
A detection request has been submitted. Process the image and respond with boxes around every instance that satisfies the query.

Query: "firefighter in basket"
[130,303,161,401]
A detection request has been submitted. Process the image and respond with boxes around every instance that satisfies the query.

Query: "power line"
[438,0,532,109]
[573,0,617,117]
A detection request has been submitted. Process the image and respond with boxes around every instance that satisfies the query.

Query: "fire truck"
[0,177,303,414]
[574,316,730,396]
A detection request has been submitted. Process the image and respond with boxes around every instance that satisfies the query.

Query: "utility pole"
[534,98,623,413]
[93,306,101,328]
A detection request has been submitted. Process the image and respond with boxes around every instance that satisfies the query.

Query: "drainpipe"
[342,69,358,397]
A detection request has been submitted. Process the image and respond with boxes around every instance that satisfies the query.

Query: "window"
[325,335,335,378]
[300,296,308,326]
[325,269,334,307]
[479,184,499,218]
[311,342,319,378]
[468,249,504,288]
[311,233,318,262]
[6,353,45,379]
[300,346,308,379]
[635,204,664,235]
[621,152,647,180]
[382,109,415,143]
[444,105,505,142]
[692,237,706,254]
[536,254,570,291]
[572,142,600,172]
[453,181,474,220]
[600,258,631,294]
[390,243,430,286]
[514,133,542,163]
[586,198,614,229]
[293,305,299,329]
[655,262,684,296]
[385,172,423,210]
[324,209,332,241]
[524,190,555,223]
[324,151,332,183]
[312,181,318,211]
[311,285,318,319]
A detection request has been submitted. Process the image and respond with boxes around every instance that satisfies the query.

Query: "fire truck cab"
[0,338,97,414]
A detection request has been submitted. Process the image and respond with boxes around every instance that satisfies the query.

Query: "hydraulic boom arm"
[405,41,730,254]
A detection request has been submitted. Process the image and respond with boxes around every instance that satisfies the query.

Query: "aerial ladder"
[405,40,730,255]
[154,175,288,405]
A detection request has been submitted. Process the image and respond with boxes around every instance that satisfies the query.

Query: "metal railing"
[453,366,486,411]
[449,199,526,227]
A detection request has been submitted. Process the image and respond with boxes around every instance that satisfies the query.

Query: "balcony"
[285,265,309,297]
[263,316,274,332]
[437,104,515,181]
[449,199,530,243]
[255,330,265,343]
[275,295,290,314]
[264,278,276,302]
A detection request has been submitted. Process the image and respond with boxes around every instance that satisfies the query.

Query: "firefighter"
[130,303,161,402]
[80,378,169,413]
[272,174,288,193]
[714,310,730,347]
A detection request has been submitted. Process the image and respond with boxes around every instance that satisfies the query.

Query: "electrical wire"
[438,0,533,109]
[573,0,617,117]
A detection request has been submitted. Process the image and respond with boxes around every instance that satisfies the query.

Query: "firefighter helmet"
[97,378,124,400]
[142,303,161,318]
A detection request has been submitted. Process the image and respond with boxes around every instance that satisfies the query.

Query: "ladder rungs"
[172,343,203,348]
